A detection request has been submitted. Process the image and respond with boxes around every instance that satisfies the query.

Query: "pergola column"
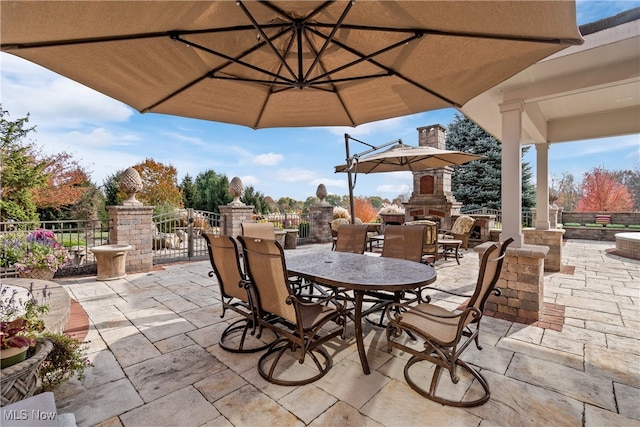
[535,143,550,230]
[499,100,525,248]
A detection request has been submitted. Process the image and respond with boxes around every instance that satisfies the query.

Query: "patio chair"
[404,220,439,265]
[329,218,349,250]
[241,221,276,240]
[363,224,426,327]
[386,238,513,407]
[238,236,346,386]
[334,224,369,254]
[202,233,274,353]
[441,215,476,250]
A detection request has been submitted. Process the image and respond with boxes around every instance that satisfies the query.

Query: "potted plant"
[0,283,48,368]
[1,283,92,404]
[1,229,71,280]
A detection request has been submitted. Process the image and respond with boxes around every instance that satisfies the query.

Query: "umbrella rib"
[314,24,582,46]
[303,0,354,83]
[316,34,461,108]
[236,0,299,83]
[306,28,421,85]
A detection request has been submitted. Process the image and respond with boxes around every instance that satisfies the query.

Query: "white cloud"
[376,183,411,194]
[240,175,260,187]
[325,116,410,138]
[1,54,133,129]
[276,168,318,183]
[253,153,283,166]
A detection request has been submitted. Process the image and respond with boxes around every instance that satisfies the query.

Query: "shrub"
[39,332,93,391]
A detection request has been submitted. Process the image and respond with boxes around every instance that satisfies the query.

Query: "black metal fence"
[0,219,108,278]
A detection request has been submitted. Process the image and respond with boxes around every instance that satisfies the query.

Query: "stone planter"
[284,229,299,249]
[90,244,132,280]
[274,230,286,247]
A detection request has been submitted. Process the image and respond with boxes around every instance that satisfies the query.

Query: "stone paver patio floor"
[52,239,639,427]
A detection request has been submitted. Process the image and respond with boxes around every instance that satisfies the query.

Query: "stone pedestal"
[219,205,254,239]
[108,205,154,273]
[523,228,565,272]
[476,242,548,321]
[91,244,132,280]
[309,205,334,243]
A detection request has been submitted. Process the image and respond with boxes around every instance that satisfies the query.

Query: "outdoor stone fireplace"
[403,124,461,231]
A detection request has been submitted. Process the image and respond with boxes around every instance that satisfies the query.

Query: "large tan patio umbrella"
[1,1,582,129]
[334,143,484,174]
[334,139,484,221]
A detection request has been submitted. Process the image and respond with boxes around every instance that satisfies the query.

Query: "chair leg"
[403,355,491,407]
[258,337,333,386]
[219,318,274,353]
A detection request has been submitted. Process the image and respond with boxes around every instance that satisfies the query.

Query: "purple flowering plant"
[3,229,71,274]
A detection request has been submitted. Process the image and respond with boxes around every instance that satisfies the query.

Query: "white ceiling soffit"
[460,8,640,145]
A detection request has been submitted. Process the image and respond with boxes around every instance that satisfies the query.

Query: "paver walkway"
[52,239,639,427]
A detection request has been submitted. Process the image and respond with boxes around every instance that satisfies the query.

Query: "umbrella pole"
[345,134,356,224]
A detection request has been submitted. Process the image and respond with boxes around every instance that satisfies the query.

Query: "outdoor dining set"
[202,221,512,407]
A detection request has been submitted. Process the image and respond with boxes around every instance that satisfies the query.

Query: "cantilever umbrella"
[0,1,582,129]
[334,143,484,174]
[334,141,484,220]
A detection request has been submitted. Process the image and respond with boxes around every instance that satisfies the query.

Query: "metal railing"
[259,213,311,244]
[460,207,532,229]
[0,219,108,278]
[152,209,220,264]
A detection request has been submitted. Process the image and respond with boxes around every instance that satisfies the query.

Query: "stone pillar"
[523,228,565,272]
[107,205,154,273]
[532,206,560,230]
[477,242,548,321]
[219,205,254,239]
[310,205,334,243]
[499,100,525,247]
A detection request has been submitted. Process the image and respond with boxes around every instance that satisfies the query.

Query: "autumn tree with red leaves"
[34,152,91,209]
[575,167,633,212]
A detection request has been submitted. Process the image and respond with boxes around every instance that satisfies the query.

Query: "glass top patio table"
[286,250,437,374]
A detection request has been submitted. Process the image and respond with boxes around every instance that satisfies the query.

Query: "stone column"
[523,228,565,272]
[477,242,548,321]
[310,205,334,243]
[219,205,254,238]
[108,205,154,273]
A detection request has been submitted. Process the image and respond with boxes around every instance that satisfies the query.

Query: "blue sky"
[1,1,638,202]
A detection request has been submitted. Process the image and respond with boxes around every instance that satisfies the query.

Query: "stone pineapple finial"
[228,176,245,206]
[119,167,143,206]
[316,183,328,205]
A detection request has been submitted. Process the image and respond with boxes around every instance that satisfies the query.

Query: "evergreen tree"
[0,108,48,222]
[192,170,232,213]
[242,186,270,214]
[179,174,196,208]
[446,113,535,211]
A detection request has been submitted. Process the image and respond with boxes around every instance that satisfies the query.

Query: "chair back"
[451,215,475,235]
[237,236,297,324]
[382,225,426,263]
[202,234,247,302]
[334,224,369,254]
[467,238,514,322]
[241,222,275,240]
[404,220,438,258]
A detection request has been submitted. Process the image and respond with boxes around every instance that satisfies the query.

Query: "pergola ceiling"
[460,8,640,146]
